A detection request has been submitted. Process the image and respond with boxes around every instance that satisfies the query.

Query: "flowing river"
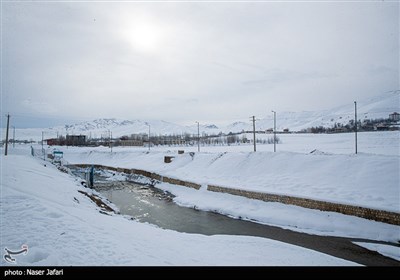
[69,166,399,266]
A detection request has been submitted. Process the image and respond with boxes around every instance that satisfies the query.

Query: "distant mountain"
[8,90,399,141]
[242,90,400,132]
[13,119,222,141]
[226,121,249,131]
[52,119,195,139]
[205,124,219,129]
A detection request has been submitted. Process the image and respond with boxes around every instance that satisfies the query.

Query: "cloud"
[242,69,333,86]
[22,99,58,115]
[2,1,398,128]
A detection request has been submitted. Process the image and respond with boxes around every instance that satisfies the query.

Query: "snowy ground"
[53,132,399,212]
[1,154,358,266]
[1,131,399,264]
[186,130,399,156]
[154,181,399,243]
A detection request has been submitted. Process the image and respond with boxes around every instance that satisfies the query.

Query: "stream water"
[69,166,399,266]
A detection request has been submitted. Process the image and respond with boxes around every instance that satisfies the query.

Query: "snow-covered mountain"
[8,90,400,141]
[60,119,194,138]
[229,90,400,132]
[48,119,218,140]
[11,119,222,141]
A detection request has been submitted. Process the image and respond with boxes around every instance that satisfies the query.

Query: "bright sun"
[123,21,164,53]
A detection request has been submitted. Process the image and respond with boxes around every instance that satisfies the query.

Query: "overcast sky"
[2,1,399,128]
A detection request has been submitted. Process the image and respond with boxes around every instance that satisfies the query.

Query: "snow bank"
[1,154,357,266]
[354,243,400,262]
[156,181,400,243]
[60,145,399,212]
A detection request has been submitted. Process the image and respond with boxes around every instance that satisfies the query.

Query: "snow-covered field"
[1,154,358,266]
[1,131,399,265]
[54,131,399,212]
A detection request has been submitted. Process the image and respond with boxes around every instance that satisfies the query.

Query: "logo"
[3,245,29,264]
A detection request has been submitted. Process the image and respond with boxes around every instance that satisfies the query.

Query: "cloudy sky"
[2,1,399,128]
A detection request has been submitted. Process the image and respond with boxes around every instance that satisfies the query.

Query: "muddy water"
[70,166,399,266]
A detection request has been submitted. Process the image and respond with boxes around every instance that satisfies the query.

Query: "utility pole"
[42,131,45,161]
[66,126,69,149]
[196,121,200,152]
[108,130,111,150]
[354,101,358,154]
[251,116,256,152]
[4,114,10,156]
[12,126,15,148]
[272,110,276,152]
[110,130,113,153]
[147,124,151,151]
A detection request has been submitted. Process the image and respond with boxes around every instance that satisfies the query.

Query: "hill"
[7,90,399,141]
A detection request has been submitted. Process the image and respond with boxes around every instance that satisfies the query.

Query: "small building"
[66,135,86,146]
[45,138,60,146]
[389,124,400,131]
[334,127,348,133]
[119,139,143,147]
[389,112,400,121]
[375,124,389,131]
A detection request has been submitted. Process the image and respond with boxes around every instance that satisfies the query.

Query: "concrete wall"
[207,185,400,226]
[69,164,399,225]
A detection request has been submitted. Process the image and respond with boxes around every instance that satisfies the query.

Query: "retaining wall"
[69,164,400,225]
[207,185,400,226]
